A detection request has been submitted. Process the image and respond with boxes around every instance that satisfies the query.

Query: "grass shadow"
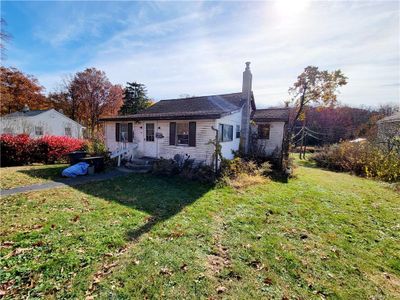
[69,173,212,242]
[17,165,66,181]
[18,165,211,242]
[295,159,317,168]
[269,171,289,183]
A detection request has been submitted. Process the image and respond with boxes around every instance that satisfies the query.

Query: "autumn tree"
[0,66,48,115]
[119,82,152,115]
[1,18,11,61]
[283,66,347,163]
[68,68,123,136]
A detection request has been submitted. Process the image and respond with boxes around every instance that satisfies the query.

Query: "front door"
[143,122,157,157]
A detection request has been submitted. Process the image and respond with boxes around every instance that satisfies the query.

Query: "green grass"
[0,164,399,299]
[0,164,67,190]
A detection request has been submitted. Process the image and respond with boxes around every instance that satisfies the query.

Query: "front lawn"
[0,165,399,299]
[0,164,67,190]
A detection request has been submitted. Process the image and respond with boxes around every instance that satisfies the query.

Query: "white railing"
[110,142,139,166]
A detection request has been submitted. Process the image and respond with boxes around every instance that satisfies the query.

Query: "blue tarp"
[62,162,90,178]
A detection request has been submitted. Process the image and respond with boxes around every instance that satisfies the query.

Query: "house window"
[65,127,72,137]
[236,125,240,138]
[176,122,189,145]
[3,128,13,134]
[218,124,233,142]
[35,126,43,136]
[146,123,155,142]
[120,123,128,142]
[258,124,270,139]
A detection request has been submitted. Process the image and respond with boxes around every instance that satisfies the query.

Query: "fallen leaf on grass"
[5,247,33,259]
[180,264,188,272]
[264,277,273,285]
[216,286,227,293]
[160,267,172,276]
[0,241,14,248]
[32,240,44,247]
[133,259,140,265]
[31,224,43,230]
[249,260,264,270]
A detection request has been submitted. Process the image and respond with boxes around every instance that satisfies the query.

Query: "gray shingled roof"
[252,108,289,122]
[2,110,50,118]
[101,92,254,121]
[377,111,400,123]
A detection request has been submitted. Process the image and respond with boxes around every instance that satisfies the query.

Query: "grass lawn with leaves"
[0,163,399,299]
[0,164,67,190]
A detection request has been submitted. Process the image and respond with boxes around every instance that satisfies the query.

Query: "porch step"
[130,157,157,166]
[124,163,153,173]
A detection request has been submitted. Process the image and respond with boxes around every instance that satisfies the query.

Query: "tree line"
[1,65,397,145]
[290,104,398,146]
[0,66,152,137]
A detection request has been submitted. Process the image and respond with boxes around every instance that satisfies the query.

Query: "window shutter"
[115,123,120,142]
[169,122,176,145]
[188,122,196,147]
[127,123,133,142]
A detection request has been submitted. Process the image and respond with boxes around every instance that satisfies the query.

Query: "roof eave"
[252,117,289,123]
[100,113,223,122]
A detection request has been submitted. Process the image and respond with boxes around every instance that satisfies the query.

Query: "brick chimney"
[240,62,252,154]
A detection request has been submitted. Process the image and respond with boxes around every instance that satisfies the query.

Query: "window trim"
[65,127,72,137]
[145,123,155,142]
[236,125,240,139]
[35,126,43,136]
[258,123,271,140]
[176,122,190,146]
[120,123,129,142]
[218,123,234,142]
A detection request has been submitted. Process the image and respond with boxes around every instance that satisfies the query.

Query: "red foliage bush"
[1,134,85,166]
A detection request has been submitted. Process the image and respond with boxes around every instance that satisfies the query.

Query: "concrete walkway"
[0,168,133,197]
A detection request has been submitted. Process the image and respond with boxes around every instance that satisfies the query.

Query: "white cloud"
[35,1,399,108]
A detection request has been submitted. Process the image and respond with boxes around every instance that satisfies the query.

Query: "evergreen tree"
[119,82,152,115]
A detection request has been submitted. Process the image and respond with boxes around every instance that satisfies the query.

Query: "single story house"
[100,62,288,165]
[0,106,85,138]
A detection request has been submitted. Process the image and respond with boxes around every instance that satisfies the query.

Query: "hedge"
[0,134,85,167]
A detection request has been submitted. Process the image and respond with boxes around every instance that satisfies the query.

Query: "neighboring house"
[377,111,400,151]
[100,62,288,164]
[0,106,85,138]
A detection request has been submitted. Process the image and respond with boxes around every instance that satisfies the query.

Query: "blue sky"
[2,1,399,108]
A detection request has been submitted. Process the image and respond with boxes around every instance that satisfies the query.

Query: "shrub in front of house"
[0,134,33,166]
[218,157,272,188]
[82,138,108,156]
[310,141,400,182]
[0,134,85,166]
[152,155,215,183]
[151,155,272,186]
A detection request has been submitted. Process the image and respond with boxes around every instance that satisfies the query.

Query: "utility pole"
[299,108,308,159]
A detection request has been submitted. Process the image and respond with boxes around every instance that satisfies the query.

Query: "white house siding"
[103,121,136,152]
[104,119,217,164]
[216,110,242,159]
[252,121,285,157]
[0,110,83,138]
